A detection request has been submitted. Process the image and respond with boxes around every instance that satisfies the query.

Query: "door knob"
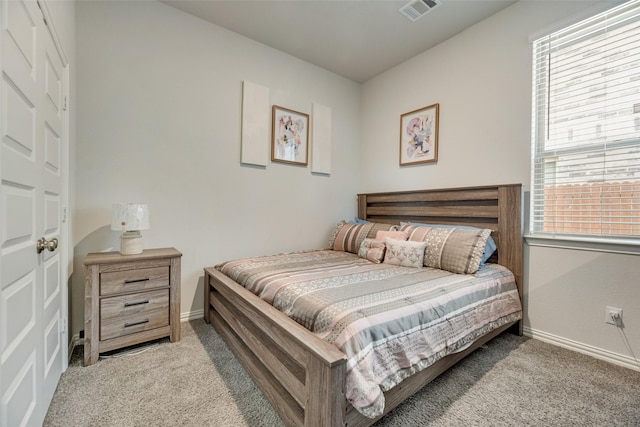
[36,237,58,253]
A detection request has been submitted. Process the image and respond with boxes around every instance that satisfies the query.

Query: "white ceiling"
[161,0,518,83]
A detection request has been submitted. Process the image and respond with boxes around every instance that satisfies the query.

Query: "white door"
[0,0,68,425]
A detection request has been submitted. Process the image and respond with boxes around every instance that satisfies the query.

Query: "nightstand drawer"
[100,266,169,296]
[100,289,169,340]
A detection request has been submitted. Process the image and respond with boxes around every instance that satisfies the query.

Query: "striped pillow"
[400,224,492,274]
[330,221,398,254]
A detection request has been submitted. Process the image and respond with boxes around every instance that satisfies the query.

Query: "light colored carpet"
[44,320,640,426]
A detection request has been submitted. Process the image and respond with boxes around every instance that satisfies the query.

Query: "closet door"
[0,0,67,425]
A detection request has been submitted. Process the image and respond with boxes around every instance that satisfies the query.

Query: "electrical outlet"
[605,306,623,326]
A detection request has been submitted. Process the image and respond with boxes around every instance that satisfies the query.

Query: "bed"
[203,184,523,427]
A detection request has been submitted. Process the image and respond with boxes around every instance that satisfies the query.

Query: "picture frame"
[399,103,439,166]
[272,105,309,166]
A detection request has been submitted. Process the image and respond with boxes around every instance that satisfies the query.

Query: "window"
[530,0,640,241]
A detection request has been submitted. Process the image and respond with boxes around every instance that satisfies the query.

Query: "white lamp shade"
[111,203,150,231]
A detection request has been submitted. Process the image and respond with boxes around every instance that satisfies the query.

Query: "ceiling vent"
[399,0,441,22]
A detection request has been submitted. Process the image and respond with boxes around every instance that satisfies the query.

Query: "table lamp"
[111,203,150,255]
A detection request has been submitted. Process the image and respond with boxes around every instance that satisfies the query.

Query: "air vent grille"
[399,0,441,22]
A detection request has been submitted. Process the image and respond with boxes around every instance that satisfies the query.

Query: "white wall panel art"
[241,80,269,166]
[311,103,331,175]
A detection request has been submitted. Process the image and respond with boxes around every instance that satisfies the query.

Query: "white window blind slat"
[531,0,640,239]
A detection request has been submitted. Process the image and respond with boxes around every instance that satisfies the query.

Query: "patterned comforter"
[216,250,522,418]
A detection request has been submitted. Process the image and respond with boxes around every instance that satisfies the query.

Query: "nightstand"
[83,247,182,366]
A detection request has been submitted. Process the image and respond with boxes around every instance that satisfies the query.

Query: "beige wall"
[73,0,639,371]
[73,1,361,336]
[360,0,639,370]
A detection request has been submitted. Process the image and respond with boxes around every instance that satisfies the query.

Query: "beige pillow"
[383,238,426,268]
[400,224,491,274]
[375,230,409,241]
[358,238,386,263]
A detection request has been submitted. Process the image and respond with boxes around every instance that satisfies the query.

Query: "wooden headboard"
[358,183,523,331]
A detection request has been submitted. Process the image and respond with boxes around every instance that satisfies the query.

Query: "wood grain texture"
[83,247,181,265]
[84,264,100,366]
[204,184,523,426]
[169,256,181,342]
[100,289,169,340]
[305,355,346,427]
[100,266,169,296]
[84,248,182,366]
[98,326,172,353]
[210,309,305,426]
[211,291,306,406]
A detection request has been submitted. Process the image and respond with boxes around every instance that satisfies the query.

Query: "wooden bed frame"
[203,184,523,427]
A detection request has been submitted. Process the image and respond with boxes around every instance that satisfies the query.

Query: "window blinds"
[530,0,640,238]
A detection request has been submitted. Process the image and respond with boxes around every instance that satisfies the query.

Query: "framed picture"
[272,105,309,166]
[399,103,439,166]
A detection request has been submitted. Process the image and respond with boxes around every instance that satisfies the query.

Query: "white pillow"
[383,238,426,268]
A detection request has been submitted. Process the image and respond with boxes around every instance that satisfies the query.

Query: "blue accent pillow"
[405,222,497,267]
[348,217,370,224]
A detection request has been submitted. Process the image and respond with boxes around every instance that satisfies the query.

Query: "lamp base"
[120,231,143,255]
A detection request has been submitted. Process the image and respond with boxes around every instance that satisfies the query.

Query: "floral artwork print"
[272,105,309,165]
[400,104,439,165]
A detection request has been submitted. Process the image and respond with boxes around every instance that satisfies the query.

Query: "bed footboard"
[204,267,348,427]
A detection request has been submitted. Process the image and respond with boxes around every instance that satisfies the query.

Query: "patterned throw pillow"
[383,238,426,268]
[400,224,492,274]
[402,221,497,266]
[329,221,398,254]
[358,238,386,263]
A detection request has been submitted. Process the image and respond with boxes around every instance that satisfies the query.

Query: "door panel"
[2,184,34,243]
[3,79,35,156]
[43,308,59,377]
[44,54,61,112]
[5,0,36,68]
[1,0,67,425]
[44,193,59,234]
[1,77,37,187]
[1,273,36,360]
[3,351,37,427]
[43,255,59,307]
[44,126,60,173]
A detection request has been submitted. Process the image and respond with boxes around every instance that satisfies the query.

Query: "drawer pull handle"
[124,319,149,328]
[124,277,150,284]
[124,299,149,307]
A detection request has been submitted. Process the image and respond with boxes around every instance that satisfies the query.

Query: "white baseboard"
[180,309,204,323]
[68,334,82,363]
[523,326,640,372]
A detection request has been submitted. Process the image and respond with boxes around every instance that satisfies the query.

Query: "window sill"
[524,234,640,256]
